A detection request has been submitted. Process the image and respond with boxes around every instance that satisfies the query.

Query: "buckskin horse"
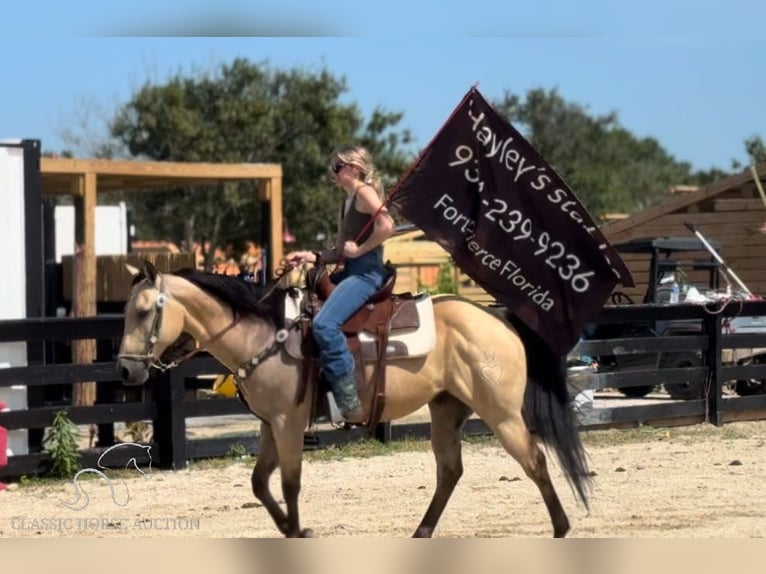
[117,260,591,538]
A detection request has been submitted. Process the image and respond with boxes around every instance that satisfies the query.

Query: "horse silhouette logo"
[60,443,153,511]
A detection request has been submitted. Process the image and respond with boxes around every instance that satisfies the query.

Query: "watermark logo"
[59,443,152,511]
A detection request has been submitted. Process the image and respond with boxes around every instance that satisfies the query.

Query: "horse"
[117,260,592,538]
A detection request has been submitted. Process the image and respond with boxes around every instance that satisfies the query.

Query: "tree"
[493,88,726,216]
[106,58,414,267]
[744,136,766,164]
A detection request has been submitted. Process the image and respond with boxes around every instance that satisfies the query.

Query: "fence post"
[703,310,723,426]
[152,369,187,469]
[95,380,116,448]
[373,422,391,443]
[95,339,115,447]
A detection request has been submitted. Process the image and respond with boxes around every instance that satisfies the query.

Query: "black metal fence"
[570,300,766,427]
[2,301,766,479]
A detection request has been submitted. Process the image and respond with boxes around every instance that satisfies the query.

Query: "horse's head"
[118,260,188,386]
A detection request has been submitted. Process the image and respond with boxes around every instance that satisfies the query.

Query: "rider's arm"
[351,185,394,256]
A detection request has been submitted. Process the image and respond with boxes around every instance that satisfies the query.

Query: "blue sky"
[2,0,765,172]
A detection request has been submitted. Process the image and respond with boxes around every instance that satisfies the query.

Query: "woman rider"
[285,145,394,422]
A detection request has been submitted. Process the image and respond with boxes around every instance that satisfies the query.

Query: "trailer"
[586,234,766,399]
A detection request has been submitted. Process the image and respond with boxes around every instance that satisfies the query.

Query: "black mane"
[171,268,284,326]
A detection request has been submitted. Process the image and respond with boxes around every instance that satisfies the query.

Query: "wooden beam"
[668,185,700,194]
[41,158,282,180]
[72,172,98,407]
[714,199,766,212]
[41,158,283,195]
[257,179,271,201]
[269,176,283,277]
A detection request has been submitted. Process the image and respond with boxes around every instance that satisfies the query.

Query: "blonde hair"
[332,145,384,197]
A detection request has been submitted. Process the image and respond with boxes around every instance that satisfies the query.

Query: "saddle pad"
[283,289,436,359]
[358,295,435,358]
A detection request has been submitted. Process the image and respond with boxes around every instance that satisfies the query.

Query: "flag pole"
[385,86,480,204]
[751,164,766,208]
[354,86,483,244]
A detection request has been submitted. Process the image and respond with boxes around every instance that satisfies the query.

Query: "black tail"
[506,314,592,508]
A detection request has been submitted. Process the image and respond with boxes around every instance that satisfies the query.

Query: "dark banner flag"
[388,87,634,355]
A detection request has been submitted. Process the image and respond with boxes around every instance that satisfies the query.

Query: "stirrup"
[325,392,365,425]
[342,406,365,424]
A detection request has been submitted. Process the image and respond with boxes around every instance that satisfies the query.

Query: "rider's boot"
[329,373,365,423]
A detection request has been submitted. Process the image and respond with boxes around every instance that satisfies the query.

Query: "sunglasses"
[331,161,347,174]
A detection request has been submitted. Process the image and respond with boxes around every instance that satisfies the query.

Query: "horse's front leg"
[272,418,313,538]
[251,422,290,535]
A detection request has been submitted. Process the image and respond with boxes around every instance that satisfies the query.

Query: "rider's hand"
[284,251,316,266]
[342,241,362,258]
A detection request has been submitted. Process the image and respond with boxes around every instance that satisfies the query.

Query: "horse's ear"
[125,264,140,277]
[143,260,158,284]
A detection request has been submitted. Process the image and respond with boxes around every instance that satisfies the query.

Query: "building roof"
[613,237,721,254]
[603,161,766,238]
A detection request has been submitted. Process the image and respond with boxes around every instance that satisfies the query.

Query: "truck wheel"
[662,352,703,400]
[620,385,654,398]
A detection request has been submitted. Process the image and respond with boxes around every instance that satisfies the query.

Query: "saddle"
[285,265,435,432]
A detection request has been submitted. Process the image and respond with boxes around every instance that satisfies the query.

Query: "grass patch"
[16,465,154,490]
[579,421,761,448]
[18,474,62,488]
[304,437,432,463]
[187,456,255,471]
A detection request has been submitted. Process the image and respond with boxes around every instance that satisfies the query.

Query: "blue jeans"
[312,250,387,383]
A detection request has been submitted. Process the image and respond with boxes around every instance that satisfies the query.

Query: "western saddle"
[297,264,420,431]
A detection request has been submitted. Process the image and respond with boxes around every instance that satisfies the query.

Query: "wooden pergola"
[40,157,283,404]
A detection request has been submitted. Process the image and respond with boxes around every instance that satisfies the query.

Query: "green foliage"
[63,63,764,255]
[105,58,415,265]
[435,261,458,294]
[226,443,248,459]
[42,410,81,478]
[744,136,766,164]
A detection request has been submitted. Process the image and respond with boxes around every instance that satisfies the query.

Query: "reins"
[257,260,301,303]
[163,314,244,369]
[118,275,245,371]
[120,253,321,378]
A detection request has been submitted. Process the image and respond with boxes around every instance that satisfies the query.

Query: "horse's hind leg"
[251,422,290,535]
[413,392,472,538]
[487,416,570,537]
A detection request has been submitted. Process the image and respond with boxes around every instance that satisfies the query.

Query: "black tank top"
[340,192,377,249]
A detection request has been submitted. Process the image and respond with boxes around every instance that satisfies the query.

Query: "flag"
[388,87,633,355]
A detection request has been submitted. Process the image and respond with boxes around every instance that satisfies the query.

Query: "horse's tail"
[507,314,592,509]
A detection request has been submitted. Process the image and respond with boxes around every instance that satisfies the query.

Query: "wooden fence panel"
[3,301,766,479]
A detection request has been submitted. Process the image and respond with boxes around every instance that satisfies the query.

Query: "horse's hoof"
[300,528,314,538]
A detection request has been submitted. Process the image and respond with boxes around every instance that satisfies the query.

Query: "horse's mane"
[168,268,283,326]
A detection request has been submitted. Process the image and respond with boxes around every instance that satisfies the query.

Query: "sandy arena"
[1,418,764,538]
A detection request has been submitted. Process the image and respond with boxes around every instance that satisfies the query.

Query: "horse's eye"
[136,309,151,319]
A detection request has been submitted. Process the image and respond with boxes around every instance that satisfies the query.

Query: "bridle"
[117,277,242,372]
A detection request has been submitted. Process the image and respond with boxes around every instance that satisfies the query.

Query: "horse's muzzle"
[118,358,150,386]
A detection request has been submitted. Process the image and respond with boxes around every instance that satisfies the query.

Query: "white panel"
[0,146,28,455]
[54,202,129,262]
[0,146,27,321]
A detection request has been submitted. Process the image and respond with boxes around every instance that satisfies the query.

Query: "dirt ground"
[1,419,764,538]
